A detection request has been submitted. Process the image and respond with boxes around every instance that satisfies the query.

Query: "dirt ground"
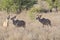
[0,11,60,40]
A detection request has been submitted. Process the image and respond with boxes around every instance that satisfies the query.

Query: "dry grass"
[0,11,60,40]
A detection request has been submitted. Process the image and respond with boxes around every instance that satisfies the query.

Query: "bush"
[0,0,37,14]
[28,6,41,20]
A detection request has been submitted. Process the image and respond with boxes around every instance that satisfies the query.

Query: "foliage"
[0,0,60,14]
[28,6,41,20]
[46,0,60,9]
[46,0,53,9]
[0,0,37,13]
[54,0,60,7]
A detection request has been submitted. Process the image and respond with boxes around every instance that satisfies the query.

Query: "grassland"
[0,11,60,40]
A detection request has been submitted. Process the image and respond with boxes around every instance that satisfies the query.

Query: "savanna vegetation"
[0,0,60,40]
[0,0,60,19]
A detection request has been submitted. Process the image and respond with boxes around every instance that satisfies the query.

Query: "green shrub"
[29,6,41,13]
[28,6,41,20]
[0,0,37,14]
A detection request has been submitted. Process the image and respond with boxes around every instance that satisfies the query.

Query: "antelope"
[11,16,26,28]
[36,15,51,27]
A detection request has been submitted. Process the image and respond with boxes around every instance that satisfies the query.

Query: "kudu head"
[11,16,16,20]
[36,15,42,20]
